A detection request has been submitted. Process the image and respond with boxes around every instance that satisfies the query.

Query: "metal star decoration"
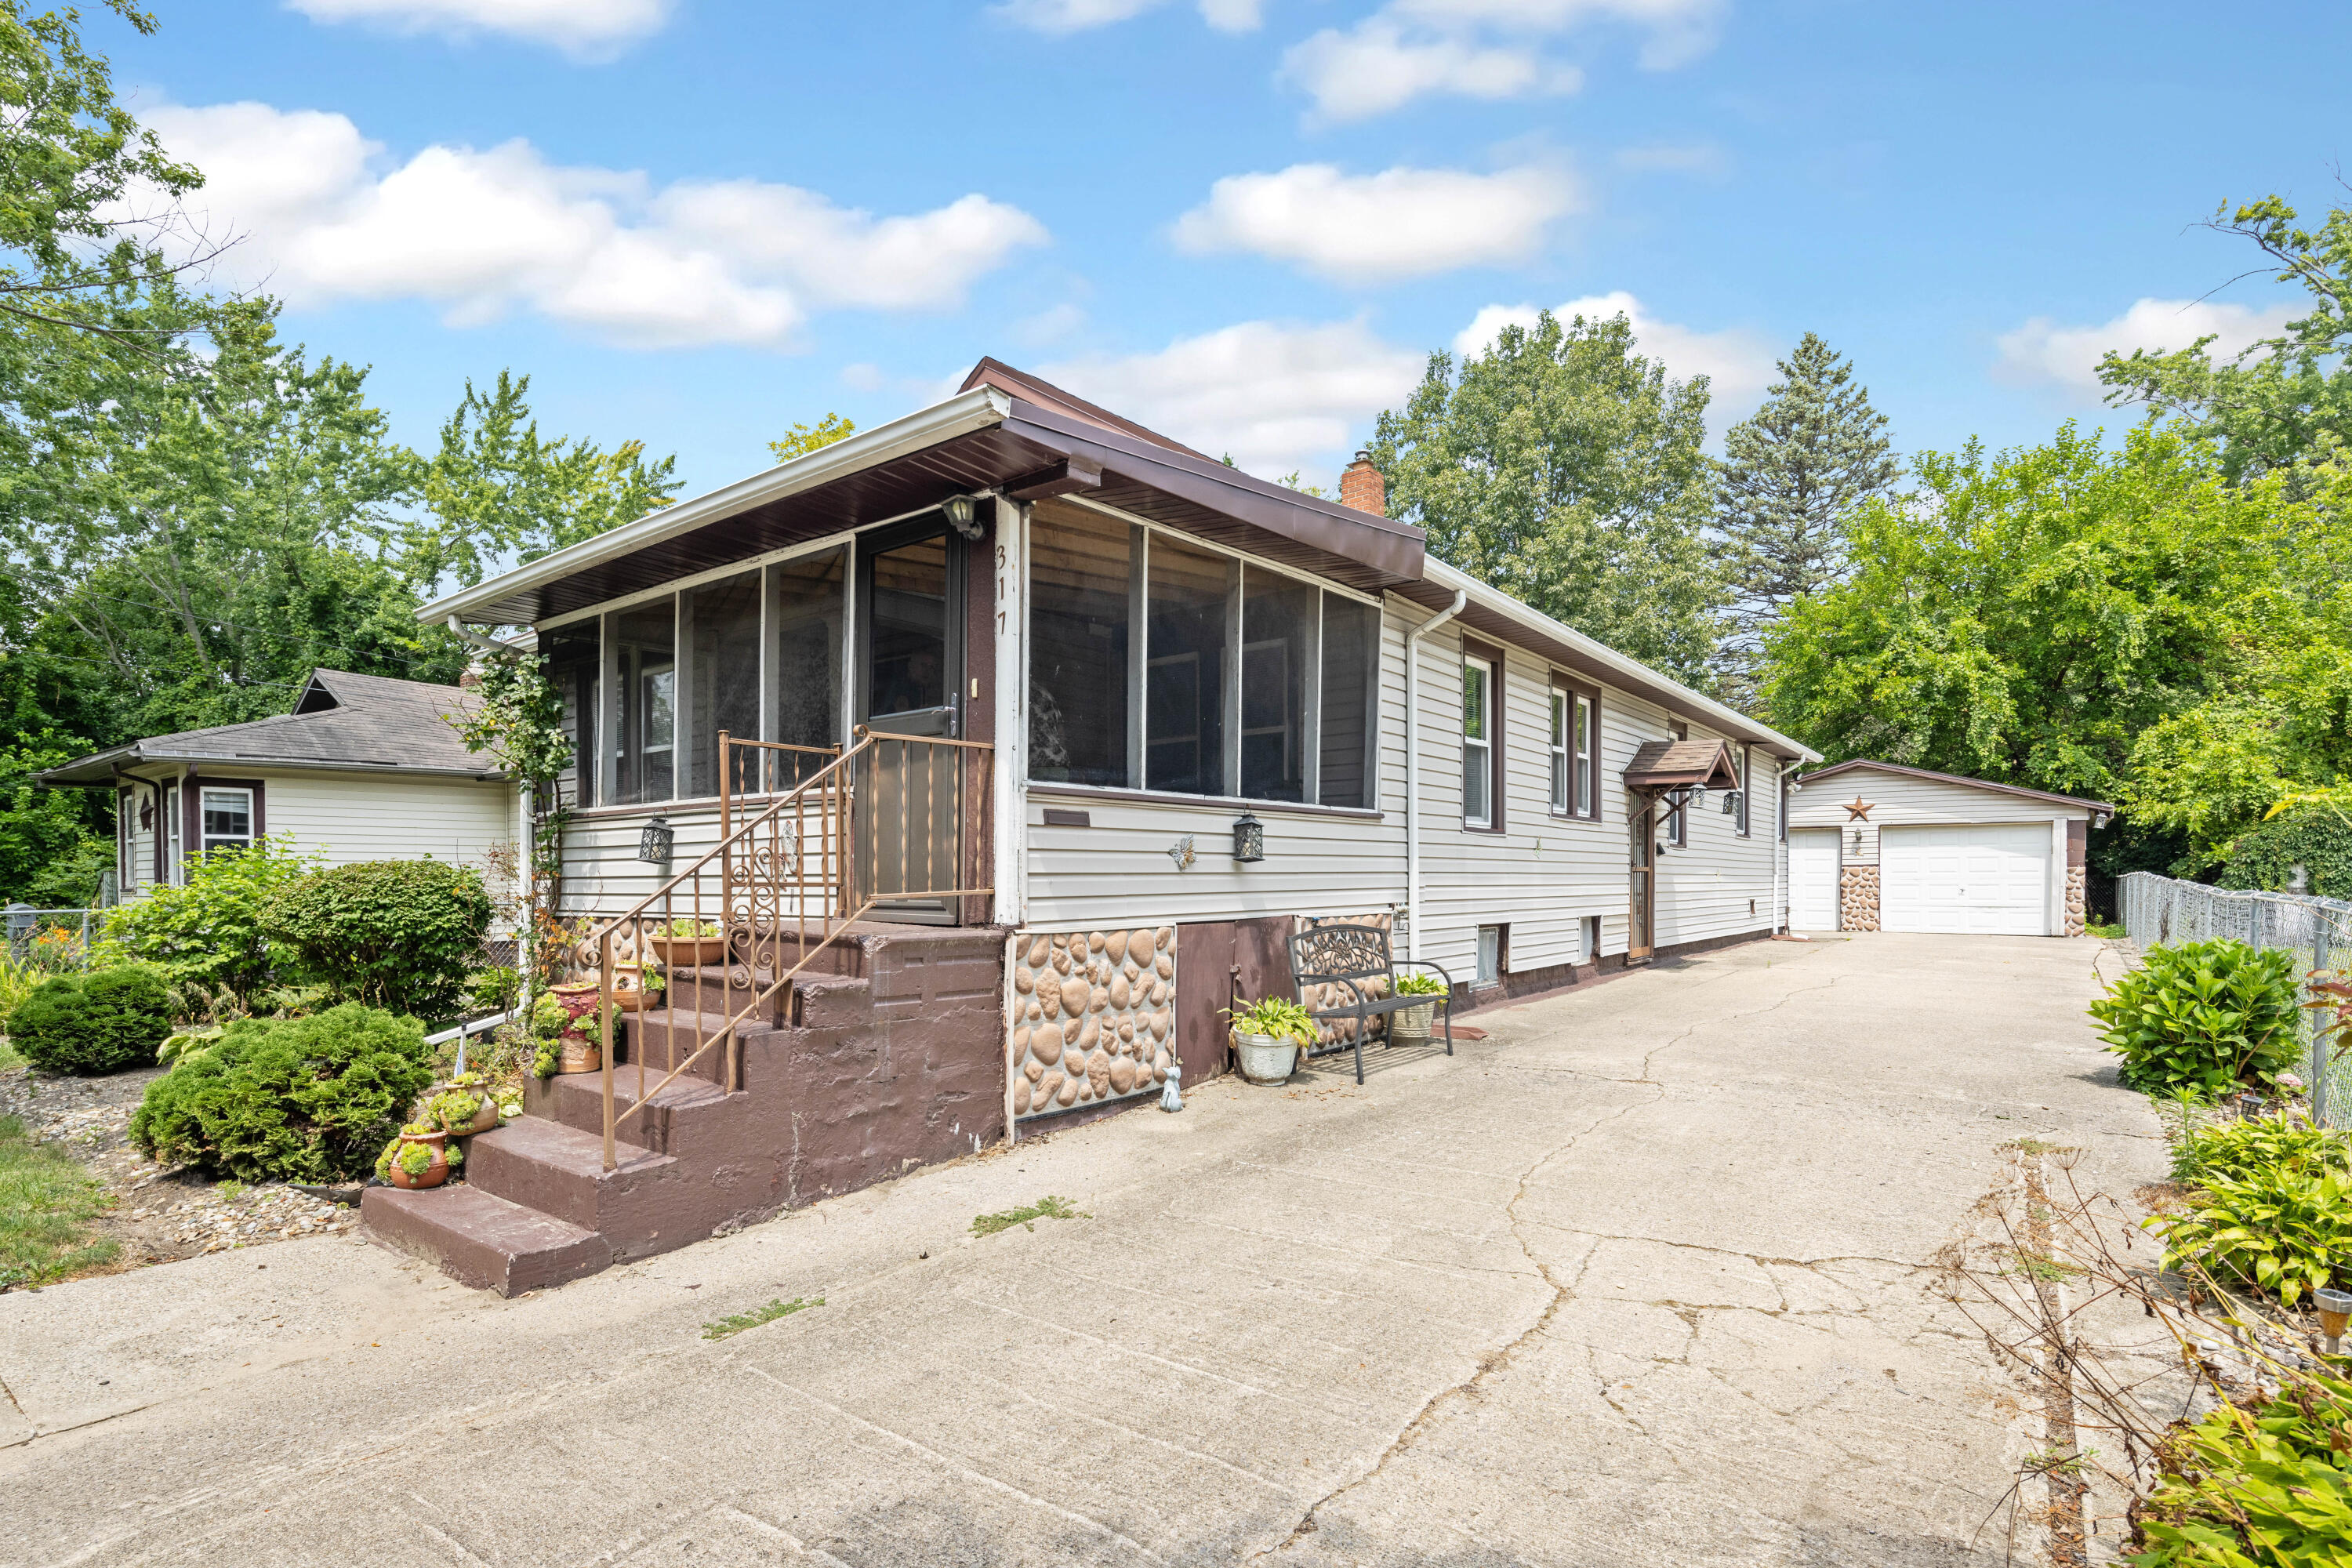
[1843,796,1875,822]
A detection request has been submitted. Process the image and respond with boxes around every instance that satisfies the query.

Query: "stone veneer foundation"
[1839,865,1881,931]
[1008,927,1177,1119]
[2065,866,2087,937]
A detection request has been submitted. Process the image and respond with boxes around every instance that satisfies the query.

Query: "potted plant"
[646,918,728,967]
[375,1122,463,1190]
[609,963,663,1012]
[426,1076,500,1137]
[1390,973,1447,1044]
[530,989,608,1077]
[1225,996,1317,1086]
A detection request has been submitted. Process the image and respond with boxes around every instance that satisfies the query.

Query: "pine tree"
[1713,333,1897,707]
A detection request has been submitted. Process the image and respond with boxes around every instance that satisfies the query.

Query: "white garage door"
[1789,829,1840,931]
[1881,824,2050,935]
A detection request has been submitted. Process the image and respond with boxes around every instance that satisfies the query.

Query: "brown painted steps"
[361,1183,610,1295]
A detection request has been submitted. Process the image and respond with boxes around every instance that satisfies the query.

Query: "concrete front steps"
[364,921,1006,1294]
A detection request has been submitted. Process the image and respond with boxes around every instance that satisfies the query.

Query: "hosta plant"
[2089,939,2300,1098]
[1395,972,1447,996]
[2130,1370,2352,1565]
[2147,1162,2352,1307]
[2171,1116,2349,1188]
[1224,996,1317,1046]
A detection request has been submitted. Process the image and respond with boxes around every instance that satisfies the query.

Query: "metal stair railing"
[583,728,994,1171]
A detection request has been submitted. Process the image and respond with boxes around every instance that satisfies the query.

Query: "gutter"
[419,386,1014,626]
[1403,589,1469,964]
[1419,558,1820,764]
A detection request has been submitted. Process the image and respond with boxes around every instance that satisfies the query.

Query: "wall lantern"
[941,493,985,541]
[1719,790,1743,816]
[1232,811,1265,863]
[637,813,675,866]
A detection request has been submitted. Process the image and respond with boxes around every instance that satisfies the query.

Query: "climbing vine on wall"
[448,654,575,984]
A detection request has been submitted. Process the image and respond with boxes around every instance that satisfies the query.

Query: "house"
[37,669,521,901]
[370,359,1823,1294]
[1784,759,2112,936]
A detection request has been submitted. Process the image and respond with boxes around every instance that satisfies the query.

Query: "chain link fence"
[2116,871,2352,1126]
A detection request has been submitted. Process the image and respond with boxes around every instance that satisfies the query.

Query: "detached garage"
[1783,760,2111,937]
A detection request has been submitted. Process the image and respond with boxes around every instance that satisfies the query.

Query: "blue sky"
[123,1,2349,498]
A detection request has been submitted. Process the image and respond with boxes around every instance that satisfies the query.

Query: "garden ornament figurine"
[1160,1054,1183,1112]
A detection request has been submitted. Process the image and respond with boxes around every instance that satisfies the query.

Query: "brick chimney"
[1339,449,1385,515]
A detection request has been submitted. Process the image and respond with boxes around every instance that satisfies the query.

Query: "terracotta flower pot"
[388,1131,449,1190]
[648,933,729,967]
[557,1038,603,1075]
[609,965,653,1013]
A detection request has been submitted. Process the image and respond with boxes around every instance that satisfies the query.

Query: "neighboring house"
[38,669,521,902]
[1784,760,2113,937]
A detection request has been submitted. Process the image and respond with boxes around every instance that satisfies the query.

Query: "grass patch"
[0,1036,21,1073]
[702,1295,822,1341]
[970,1195,1088,1238]
[0,1115,118,1290]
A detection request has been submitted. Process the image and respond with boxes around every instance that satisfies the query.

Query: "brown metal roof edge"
[960,358,1212,461]
[1794,758,2114,815]
[1000,401,1426,586]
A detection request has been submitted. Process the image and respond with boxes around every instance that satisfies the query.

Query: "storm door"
[1628,800,1656,960]
[855,517,970,921]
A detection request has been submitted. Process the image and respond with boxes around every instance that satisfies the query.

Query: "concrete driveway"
[0,933,2154,1567]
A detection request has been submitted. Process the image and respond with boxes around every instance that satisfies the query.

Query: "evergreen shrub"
[263,859,493,1018]
[128,1003,434,1181]
[5,966,172,1074]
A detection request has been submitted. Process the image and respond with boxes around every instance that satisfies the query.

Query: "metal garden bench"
[1287,922,1456,1084]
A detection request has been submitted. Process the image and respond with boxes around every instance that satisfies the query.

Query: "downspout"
[1403,590,1468,964]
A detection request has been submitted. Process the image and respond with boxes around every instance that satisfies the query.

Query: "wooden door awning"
[1622,739,1742,795]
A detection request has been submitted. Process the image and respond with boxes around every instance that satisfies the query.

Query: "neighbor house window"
[1031,506,1381,809]
[200,788,253,855]
[1462,654,1495,829]
[163,782,183,881]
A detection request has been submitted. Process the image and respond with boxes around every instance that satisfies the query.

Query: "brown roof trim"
[1623,738,1743,793]
[960,358,1213,462]
[1795,758,2114,815]
[1000,400,1425,585]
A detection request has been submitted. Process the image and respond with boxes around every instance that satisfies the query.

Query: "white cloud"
[1454,290,1775,410]
[1282,0,1716,120]
[1994,297,2298,394]
[1280,22,1571,122]
[992,0,1263,33]
[285,0,675,57]
[1172,162,1580,284]
[1613,140,1726,178]
[143,100,1045,350]
[1040,319,1422,477]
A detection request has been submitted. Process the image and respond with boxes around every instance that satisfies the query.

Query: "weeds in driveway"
[0,1115,119,1289]
[702,1295,822,1341]
[970,1196,1087,1237]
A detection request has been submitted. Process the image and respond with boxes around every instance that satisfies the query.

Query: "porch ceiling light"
[637,813,675,866]
[941,493,985,541]
[1232,811,1265,863]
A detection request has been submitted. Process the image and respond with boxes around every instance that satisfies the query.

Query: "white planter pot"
[1390,1000,1436,1041]
[1232,1031,1301,1085]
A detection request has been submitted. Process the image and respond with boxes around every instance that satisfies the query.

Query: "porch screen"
[615,602,676,805]
[688,571,760,798]
[1027,510,1131,788]
[1241,570,1314,802]
[773,546,844,767]
[542,622,598,809]
[1146,534,1232,796]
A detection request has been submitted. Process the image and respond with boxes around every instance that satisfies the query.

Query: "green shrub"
[5,967,172,1075]
[2090,939,2302,1098]
[263,859,494,1018]
[2171,1116,2350,1188]
[2217,798,2352,901]
[2130,1372,2352,1564]
[463,966,521,1017]
[128,1003,434,1181]
[2148,1162,2352,1307]
[101,837,321,1004]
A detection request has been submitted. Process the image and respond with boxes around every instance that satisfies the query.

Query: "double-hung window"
[200,788,254,855]
[1461,654,1496,829]
[163,782,183,882]
[1734,746,1751,836]
[1550,682,1598,820]
[1665,719,1689,847]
